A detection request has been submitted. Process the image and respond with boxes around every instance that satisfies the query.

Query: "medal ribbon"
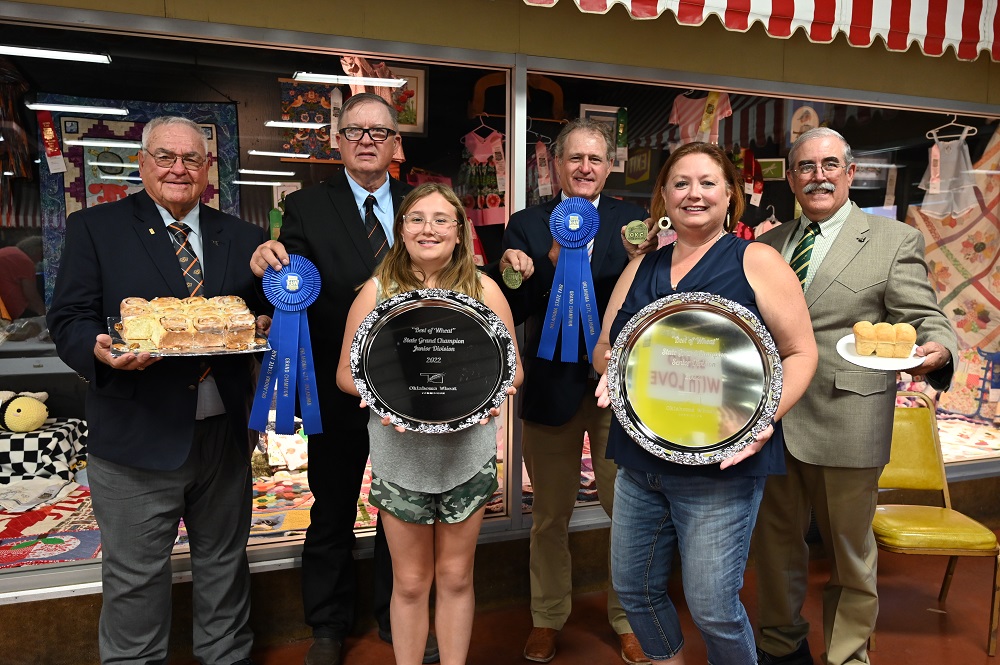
[695,91,721,143]
[249,255,323,435]
[538,197,601,363]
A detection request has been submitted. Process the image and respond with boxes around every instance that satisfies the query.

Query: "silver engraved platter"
[350,288,517,433]
[607,292,782,465]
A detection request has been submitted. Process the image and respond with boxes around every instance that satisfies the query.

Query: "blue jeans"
[611,466,764,664]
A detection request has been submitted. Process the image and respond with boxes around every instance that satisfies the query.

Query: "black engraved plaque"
[351,289,517,433]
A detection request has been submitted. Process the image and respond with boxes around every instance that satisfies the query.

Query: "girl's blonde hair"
[373,182,483,301]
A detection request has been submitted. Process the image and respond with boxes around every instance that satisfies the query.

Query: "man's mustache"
[803,182,837,194]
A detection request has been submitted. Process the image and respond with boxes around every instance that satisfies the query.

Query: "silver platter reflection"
[606,292,782,465]
[350,288,516,433]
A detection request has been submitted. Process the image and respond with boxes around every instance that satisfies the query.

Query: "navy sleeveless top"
[606,234,785,478]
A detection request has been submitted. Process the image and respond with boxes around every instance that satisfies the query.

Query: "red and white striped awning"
[523,0,1000,61]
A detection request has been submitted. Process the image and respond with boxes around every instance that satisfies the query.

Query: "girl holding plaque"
[592,143,817,665]
[337,183,522,665]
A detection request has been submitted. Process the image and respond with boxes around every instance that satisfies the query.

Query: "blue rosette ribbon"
[249,255,323,435]
[537,197,602,363]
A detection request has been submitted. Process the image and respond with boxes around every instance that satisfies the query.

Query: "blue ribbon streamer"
[249,255,322,435]
[537,197,601,363]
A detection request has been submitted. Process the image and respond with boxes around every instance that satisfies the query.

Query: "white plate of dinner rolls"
[836,321,924,370]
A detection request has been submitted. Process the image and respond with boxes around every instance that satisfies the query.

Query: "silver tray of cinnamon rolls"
[109,295,270,356]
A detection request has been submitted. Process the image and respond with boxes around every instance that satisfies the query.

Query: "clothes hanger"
[460,114,500,145]
[526,117,552,146]
[926,114,978,140]
[475,114,497,137]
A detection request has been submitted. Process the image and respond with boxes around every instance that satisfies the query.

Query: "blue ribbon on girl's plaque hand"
[249,255,322,435]
[537,197,602,363]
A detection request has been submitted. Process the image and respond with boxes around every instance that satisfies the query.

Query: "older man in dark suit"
[753,127,959,665]
[250,93,438,665]
[47,116,269,665]
[491,118,653,665]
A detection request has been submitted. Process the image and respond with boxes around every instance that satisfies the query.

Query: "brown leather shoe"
[523,627,558,663]
[619,633,650,665]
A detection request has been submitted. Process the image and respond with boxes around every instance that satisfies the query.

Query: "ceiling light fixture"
[293,71,406,88]
[65,139,142,149]
[248,150,312,159]
[26,102,128,115]
[87,160,138,168]
[98,174,142,182]
[0,45,111,64]
[233,180,285,186]
[854,162,902,169]
[239,169,296,176]
[266,120,330,129]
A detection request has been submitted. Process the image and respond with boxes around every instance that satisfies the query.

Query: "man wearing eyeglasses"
[250,93,439,665]
[48,116,270,665]
[752,127,958,665]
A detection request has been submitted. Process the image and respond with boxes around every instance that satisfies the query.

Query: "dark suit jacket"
[491,194,647,427]
[756,203,958,468]
[47,189,269,471]
[277,170,411,430]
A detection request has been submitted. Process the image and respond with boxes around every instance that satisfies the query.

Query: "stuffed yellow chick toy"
[0,391,50,432]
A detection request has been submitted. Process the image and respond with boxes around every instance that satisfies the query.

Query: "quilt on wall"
[35,94,239,300]
[906,126,1000,424]
[279,79,340,161]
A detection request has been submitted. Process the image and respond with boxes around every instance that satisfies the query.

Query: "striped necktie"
[168,222,203,296]
[364,195,388,263]
[790,221,821,289]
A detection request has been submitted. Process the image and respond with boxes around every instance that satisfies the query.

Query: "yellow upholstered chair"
[871,390,1000,655]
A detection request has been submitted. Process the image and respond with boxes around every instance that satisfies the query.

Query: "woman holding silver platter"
[337,183,522,665]
[593,143,817,664]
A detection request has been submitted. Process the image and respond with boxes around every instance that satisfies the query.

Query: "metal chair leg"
[939,555,959,603]
[988,553,1000,657]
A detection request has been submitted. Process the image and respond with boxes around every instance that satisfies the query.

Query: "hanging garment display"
[456,125,506,227]
[526,140,560,208]
[918,127,979,219]
[668,91,732,146]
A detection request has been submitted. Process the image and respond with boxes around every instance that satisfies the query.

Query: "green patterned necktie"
[790,221,821,289]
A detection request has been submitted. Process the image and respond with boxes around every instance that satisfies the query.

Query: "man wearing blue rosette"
[491,118,656,665]
[250,93,437,665]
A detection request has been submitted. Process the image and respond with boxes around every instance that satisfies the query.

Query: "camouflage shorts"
[369,456,498,525]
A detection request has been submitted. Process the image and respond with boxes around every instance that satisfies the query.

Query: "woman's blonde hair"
[373,182,483,301]
[650,142,744,233]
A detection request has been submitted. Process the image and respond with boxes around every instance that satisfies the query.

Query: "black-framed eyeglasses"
[145,149,207,170]
[338,126,397,143]
[790,161,847,177]
[403,214,459,232]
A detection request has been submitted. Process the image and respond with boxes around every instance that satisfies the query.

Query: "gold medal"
[502,266,523,289]
[625,219,649,245]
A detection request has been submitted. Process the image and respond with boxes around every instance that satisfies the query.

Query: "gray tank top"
[367,278,498,493]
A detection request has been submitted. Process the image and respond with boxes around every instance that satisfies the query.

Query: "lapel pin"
[212,240,220,246]
[148,228,156,235]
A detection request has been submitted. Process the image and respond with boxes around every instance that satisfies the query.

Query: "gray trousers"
[88,415,253,665]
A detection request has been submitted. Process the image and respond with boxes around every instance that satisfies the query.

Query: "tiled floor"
[235,544,999,665]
